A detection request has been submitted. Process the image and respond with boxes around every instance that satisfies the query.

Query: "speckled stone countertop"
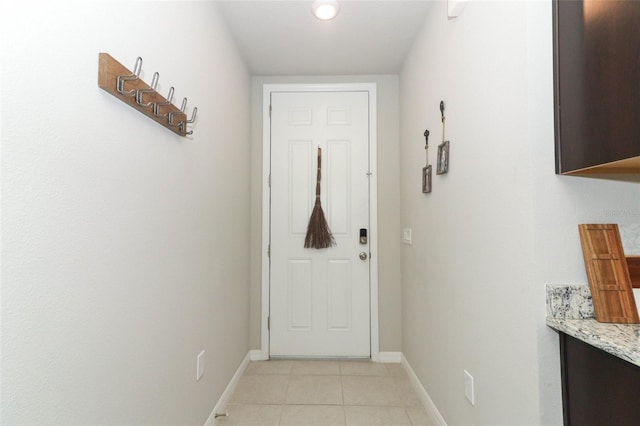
[546,284,640,368]
[546,317,640,367]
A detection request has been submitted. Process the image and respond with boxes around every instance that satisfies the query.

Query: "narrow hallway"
[7,1,633,424]
[216,360,436,426]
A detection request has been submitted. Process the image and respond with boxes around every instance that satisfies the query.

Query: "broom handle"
[316,147,322,200]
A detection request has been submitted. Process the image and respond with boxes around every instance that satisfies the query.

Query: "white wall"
[1,2,251,424]
[526,2,640,424]
[401,1,638,425]
[249,75,402,352]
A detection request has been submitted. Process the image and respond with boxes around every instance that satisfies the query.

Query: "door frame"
[260,83,379,361]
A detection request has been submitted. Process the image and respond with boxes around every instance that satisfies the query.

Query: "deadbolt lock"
[359,228,367,245]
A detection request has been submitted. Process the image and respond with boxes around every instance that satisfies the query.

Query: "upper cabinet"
[553,0,640,175]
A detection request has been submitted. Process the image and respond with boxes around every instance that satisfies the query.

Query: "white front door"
[269,89,371,357]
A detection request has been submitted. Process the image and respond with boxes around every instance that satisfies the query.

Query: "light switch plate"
[464,369,475,405]
[403,228,412,245]
[197,350,205,381]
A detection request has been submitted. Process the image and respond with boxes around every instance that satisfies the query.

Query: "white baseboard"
[249,349,266,361]
[249,350,394,362]
[204,351,251,426]
[378,351,402,363]
[401,354,448,426]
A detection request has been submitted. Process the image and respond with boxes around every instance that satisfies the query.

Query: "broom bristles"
[304,201,336,249]
[304,147,335,249]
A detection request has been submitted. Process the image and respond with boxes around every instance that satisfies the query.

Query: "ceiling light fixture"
[312,0,340,20]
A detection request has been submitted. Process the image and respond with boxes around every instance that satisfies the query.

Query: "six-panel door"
[269,91,371,357]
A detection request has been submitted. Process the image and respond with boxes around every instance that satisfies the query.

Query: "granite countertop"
[546,284,640,368]
[546,317,640,367]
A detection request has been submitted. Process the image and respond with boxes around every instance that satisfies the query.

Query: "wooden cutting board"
[628,256,640,288]
[578,224,640,323]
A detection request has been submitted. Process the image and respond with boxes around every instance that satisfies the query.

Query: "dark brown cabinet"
[553,0,640,175]
[560,333,640,425]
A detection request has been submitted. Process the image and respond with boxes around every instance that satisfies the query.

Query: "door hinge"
[267,316,270,331]
[267,244,271,259]
[268,173,271,188]
[269,104,272,118]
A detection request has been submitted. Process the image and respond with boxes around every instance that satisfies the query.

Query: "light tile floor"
[215,360,437,426]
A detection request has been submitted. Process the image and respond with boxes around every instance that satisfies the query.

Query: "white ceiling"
[216,0,434,75]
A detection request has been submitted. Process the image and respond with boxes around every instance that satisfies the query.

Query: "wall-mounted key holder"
[98,53,197,137]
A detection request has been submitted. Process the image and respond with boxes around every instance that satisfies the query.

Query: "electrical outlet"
[403,227,412,245]
[464,369,475,405]
[197,350,205,381]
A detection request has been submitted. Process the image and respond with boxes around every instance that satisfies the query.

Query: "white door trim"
[261,83,379,361]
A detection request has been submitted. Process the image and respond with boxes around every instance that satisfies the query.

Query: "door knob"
[359,252,368,261]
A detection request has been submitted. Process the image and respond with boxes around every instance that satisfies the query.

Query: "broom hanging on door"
[304,147,336,249]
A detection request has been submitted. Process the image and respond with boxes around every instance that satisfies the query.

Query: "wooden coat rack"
[98,53,197,136]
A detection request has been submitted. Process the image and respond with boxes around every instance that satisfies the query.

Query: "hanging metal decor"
[422,129,432,193]
[304,147,336,249]
[437,101,450,175]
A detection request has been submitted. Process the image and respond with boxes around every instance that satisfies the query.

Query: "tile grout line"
[340,372,347,425]
[278,366,293,425]
[221,360,430,426]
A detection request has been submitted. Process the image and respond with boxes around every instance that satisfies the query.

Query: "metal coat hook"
[180,107,197,135]
[136,72,159,107]
[99,53,198,137]
[153,87,175,117]
[187,107,197,124]
[168,97,188,126]
[116,56,142,96]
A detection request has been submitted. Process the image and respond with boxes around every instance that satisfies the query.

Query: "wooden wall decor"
[578,224,640,323]
[98,53,197,137]
[436,101,449,175]
[422,129,432,193]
